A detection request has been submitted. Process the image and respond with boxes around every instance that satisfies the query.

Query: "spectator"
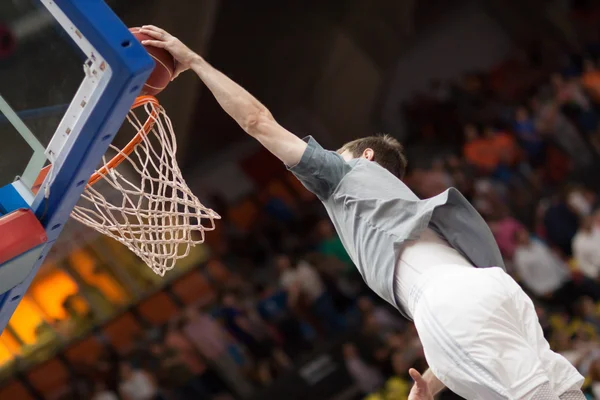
[118,362,161,400]
[513,227,600,313]
[489,214,526,261]
[462,123,498,173]
[357,296,405,335]
[276,254,344,335]
[220,291,290,385]
[513,106,545,166]
[532,96,593,168]
[182,307,254,399]
[485,125,520,167]
[551,73,591,111]
[342,343,385,395]
[163,320,211,399]
[255,285,311,358]
[315,219,353,269]
[581,59,600,103]
[575,296,600,333]
[543,194,581,256]
[513,228,571,298]
[567,186,596,218]
[409,159,454,198]
[572,214,600,279]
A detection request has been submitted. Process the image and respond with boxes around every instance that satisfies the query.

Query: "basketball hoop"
[69,95,220,276]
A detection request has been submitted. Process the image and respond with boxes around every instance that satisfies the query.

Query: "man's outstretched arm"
[139,25,307,167]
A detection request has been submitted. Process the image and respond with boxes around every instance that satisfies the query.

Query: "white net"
[70,97,220,276]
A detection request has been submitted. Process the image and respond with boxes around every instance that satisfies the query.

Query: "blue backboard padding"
[0,184,29,216]
[0,0,155,333]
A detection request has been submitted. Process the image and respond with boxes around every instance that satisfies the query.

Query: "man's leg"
[412,267,583,400]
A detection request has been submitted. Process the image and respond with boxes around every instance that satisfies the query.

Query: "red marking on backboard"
[0,209,47,265]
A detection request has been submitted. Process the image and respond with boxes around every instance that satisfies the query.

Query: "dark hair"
[339,134,408,178]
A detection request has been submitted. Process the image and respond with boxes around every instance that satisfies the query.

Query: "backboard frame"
[0,0,154,332]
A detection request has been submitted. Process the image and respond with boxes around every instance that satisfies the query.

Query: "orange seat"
[102,313,142,353]
[65,336,103,366]
[227,199,259,232]
[27,359,70,399]
[172,271,215,306]
[137,292,179,326]
[0,381,34,400]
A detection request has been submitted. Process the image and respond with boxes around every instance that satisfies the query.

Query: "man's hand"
[408,368,434,400]
[139,25,199,80]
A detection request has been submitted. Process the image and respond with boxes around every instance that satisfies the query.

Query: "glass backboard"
[0,0,84,189]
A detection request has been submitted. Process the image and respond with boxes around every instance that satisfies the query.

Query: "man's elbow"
[242,108,274,137]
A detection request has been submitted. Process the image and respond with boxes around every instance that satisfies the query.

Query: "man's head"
[337,134,407,178]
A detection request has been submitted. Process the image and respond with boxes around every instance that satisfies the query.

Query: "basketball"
[129,27,175,96]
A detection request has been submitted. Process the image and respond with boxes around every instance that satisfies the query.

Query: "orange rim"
[88,95,159,186]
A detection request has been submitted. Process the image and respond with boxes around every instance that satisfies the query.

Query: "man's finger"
[141,40,166,48]
[409,368,426,386]
[139,29,164,40]
[141,25,167,35]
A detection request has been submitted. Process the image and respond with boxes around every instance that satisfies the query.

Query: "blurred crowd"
[80,7,600,400]
[84,197,384,400]
[397,32,600,400]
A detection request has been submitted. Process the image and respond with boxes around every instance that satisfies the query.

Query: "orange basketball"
[129,27,175,96]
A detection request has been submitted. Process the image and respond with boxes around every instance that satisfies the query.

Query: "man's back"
[289,137,504,314]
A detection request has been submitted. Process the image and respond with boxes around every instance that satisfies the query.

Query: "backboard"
[0,0,154,332]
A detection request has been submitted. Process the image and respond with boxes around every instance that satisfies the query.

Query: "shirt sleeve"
[288,136,351,200]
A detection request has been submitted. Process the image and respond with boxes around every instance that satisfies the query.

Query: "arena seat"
[137,292,179,326]
[102,312,142,353]
[0,381,33,400]
[65,336,103,366]
[26,359,70,399]
[171,270,215,306]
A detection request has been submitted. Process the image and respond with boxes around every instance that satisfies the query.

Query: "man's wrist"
[189,54,206,70]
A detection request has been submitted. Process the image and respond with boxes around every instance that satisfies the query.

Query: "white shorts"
[411,266,584,400]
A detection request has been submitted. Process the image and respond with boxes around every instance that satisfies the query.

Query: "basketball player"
[140,25,585,399]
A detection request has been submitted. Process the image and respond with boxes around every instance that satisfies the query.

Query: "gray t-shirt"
[289,137,505,318]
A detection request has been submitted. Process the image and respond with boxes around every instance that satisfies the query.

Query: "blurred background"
[2,0,600,399]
